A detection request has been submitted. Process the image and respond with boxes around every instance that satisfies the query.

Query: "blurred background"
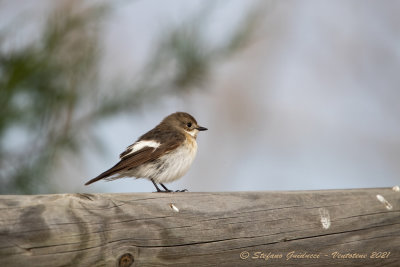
[1,0,399,194]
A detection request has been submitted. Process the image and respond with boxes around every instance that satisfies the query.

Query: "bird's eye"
[186,122,192,128]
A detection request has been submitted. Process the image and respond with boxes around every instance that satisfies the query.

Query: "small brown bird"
[85,112,207,192]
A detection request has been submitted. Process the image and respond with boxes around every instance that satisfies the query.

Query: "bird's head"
[163,112,207,138]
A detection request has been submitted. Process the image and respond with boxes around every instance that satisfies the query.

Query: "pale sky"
[83,1,400,193]
[2,1,400,193]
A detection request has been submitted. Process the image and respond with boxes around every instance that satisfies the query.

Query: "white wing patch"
[121,140,160,159]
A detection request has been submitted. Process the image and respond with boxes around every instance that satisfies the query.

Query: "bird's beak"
[196,126,208,131]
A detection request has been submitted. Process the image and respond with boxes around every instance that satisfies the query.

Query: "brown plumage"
[84,112,207,192]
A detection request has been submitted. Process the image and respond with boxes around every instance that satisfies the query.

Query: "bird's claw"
[154,189,188,193]
[175,189,188,192]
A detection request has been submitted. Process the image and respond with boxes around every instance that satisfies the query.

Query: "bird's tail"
[84,174,106,186]
[84,162,123,186]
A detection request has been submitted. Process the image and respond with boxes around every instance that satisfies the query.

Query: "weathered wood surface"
[0,188,399,266]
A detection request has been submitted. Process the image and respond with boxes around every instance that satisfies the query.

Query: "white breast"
[134,138,198,183]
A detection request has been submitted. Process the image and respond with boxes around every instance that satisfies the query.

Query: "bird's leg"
[160,183,173,192]
[151,180,163,192]
[160,183,188,192]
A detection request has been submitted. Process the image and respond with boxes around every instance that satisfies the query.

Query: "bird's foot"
[154,189,173,193]
[175,189,188,192]
[154,189,187,193]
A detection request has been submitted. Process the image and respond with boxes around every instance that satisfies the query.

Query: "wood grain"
[0,188,399,266]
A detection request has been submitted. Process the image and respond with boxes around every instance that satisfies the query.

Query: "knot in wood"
[118,253,134,267]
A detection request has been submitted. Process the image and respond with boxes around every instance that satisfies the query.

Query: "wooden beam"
[0,188,399,266]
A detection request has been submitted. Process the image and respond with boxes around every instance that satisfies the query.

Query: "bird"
[84,112,207,192]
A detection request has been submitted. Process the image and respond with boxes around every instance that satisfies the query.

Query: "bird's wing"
[117,142,179,170]
[119,144,135,159]
[119,125,178,159]
[84,134,185,185]
[119,140,160,159]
